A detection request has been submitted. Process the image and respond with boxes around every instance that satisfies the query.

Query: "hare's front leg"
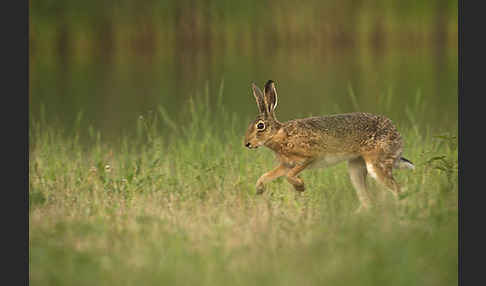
[286,160,314,192]
[256,164,289,194]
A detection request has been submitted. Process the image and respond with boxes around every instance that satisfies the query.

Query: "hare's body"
[244,80,414,211]
[264,113,401,167]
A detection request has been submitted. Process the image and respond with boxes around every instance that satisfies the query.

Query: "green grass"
[29,90,458,286]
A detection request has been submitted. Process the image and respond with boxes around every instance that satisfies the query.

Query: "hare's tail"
[396,157,415,170]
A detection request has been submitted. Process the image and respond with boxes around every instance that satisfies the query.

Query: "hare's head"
[244,80,281,149]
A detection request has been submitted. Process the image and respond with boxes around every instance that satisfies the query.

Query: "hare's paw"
[256,182,265,195]
[286,176,305,192]
[294,183,305,192]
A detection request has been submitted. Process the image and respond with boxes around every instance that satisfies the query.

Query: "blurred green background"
[29,0,458,141]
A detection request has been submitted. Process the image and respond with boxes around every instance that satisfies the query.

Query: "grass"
[29,87,458,286]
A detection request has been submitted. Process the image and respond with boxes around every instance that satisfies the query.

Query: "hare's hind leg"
[256,164,289,194]
[364,153,401,199]
[348,157,371,211]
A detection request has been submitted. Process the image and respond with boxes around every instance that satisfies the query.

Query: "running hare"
[244,80,414,210]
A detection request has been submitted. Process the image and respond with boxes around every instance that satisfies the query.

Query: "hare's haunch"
[244,80,414,211]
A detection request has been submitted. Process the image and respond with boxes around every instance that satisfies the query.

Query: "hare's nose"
[245,142,251,148]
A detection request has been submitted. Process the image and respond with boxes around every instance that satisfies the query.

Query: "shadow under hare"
[244,80,414,211]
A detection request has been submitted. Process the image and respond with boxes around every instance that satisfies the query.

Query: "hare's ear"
[263,80,278,114]
[252,82,266,114]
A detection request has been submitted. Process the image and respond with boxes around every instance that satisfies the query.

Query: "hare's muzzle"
[245,142,258,149]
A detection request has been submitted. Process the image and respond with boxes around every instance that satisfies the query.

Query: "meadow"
[29,87,458,286]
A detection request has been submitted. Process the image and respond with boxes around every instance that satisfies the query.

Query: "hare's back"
[314,112,396,134]
[288,112,401,151]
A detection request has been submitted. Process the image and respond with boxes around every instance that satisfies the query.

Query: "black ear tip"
[264,80,275,92]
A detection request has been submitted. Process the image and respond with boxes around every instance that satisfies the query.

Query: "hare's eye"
[257,122,265,130]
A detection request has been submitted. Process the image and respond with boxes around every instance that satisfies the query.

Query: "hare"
[244,80,414,210]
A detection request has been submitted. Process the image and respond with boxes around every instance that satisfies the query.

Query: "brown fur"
[244,80,413,210]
